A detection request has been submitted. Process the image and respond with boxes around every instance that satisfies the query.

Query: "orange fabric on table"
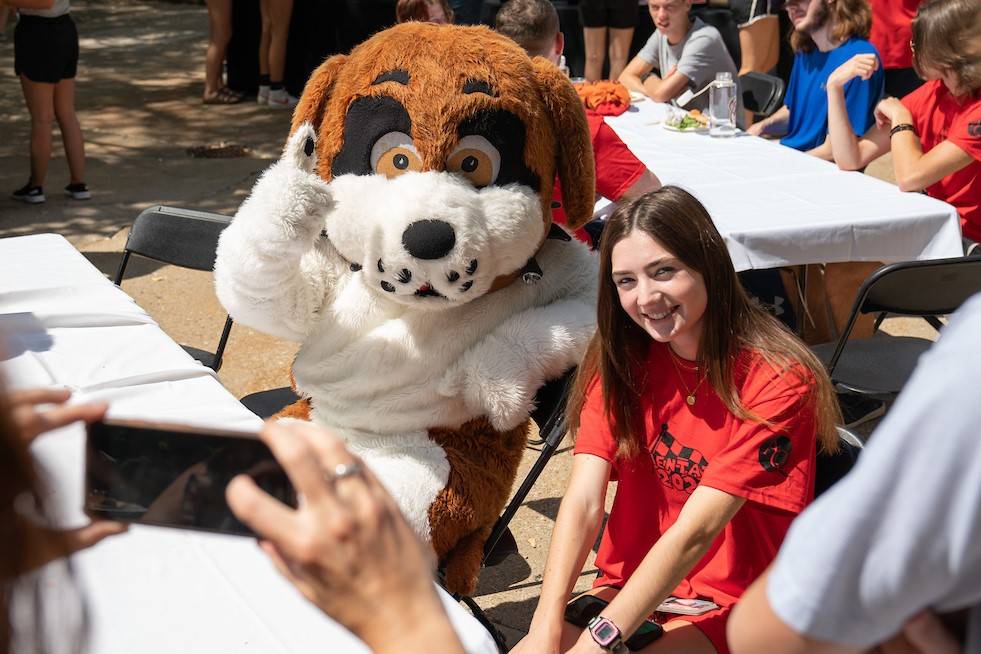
[574,80,631,117]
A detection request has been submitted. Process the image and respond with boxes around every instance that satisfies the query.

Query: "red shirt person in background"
[826,0,981,252]
[494,0,661,246]
[869,0,924,98]
[512,187,842,654]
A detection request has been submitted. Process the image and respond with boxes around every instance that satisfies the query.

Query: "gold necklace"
[668,347,706,406]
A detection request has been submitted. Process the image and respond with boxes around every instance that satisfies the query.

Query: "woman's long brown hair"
[567,187,841,459]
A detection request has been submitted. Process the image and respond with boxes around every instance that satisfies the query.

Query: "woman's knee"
[30,112,55,130]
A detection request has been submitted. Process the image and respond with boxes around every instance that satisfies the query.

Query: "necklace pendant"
[686,394,696,406]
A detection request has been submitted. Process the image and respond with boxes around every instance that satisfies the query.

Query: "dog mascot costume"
[214,22,598,594]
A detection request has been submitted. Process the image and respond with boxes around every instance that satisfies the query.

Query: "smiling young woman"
[512,186,840,654]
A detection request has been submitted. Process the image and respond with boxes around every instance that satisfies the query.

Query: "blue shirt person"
[782,37,884,152]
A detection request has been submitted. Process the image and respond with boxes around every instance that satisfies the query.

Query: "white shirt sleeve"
[767,293,981,648]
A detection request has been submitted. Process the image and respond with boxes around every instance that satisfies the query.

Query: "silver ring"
[324,461,363,485]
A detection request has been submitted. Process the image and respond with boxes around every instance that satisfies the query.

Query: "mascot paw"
[261,123,334,242]
[439,340,539,430]
[465,355,538,432]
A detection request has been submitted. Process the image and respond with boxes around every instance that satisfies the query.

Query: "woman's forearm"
[890,130,928,191]
[826,86,863,170]
[600,486,745,637]
[599,523,717,637]
[532,490,606,627]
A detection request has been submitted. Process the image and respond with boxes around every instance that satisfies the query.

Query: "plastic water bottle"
[558,55,570,78]
[709,72,737,137]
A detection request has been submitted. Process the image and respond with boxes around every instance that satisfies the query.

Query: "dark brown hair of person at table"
[790,0,872,54]
[396,0,455,23]
[566,186,843,460]
[911,0,981,93]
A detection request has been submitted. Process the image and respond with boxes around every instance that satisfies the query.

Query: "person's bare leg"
[259,0,271,78]
[20,75,56,187]
[204,0,233,98]
[267,0,293,85]
[583,26,608,81]
[607,27,634,82]
[53,78,86,185]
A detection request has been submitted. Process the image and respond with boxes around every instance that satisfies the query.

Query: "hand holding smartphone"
[564,594,664,651]
[85,419,297,536]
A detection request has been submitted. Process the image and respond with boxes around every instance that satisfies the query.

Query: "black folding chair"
[738,71,786,118]
[114,205,234,372]
[814,426,864,498]
[454,367,577,652]
[240,386,301,418]
[811,257,981,398]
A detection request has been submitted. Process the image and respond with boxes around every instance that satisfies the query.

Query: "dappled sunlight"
[0,0,293,245]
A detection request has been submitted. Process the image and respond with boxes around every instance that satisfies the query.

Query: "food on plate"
[664,107,710,131]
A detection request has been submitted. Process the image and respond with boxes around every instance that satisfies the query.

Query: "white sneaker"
[267,88,298,109]
[257,84,270,105]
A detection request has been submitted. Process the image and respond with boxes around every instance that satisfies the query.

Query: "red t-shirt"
[901,80,981,242]
[870,0,920,70]
[574,342,817,608]
[553,112,647,243]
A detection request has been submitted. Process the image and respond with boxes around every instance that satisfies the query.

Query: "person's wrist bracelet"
[890,123,916,137]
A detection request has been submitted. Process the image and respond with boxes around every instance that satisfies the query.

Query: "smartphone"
[85,419,297,537]
[563,594,664,650]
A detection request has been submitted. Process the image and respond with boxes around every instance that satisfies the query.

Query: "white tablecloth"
[0,234,497,654]
[602,101,964,271]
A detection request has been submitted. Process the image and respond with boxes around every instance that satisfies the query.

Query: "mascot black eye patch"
[333,98,538,191]
[458,109,539,190]
[332,96,413,177]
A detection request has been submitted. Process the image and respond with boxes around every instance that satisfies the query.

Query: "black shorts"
[729,0,776,28]
[578,0,638,30]
[14,14,79,83]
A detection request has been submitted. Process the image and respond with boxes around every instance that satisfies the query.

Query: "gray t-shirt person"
[635,17,738,111]
[768,292,981,650]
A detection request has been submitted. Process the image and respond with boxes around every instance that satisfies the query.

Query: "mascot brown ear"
[532,58,596,231]
[289,54,348,136]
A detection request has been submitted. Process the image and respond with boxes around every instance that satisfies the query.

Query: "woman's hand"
[567,630,608,654]
[226,420,463,654]
[5,388,126,577]
[9,387,108,444]
[878,611,961,654]
[828,54,878,90]
[510,621,564,654]
[874,97,914,129]
[746,119,768,137]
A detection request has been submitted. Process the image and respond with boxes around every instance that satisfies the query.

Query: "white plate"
[663,123,707,133]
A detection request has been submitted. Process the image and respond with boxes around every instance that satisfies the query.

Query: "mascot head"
[291,22,595,309]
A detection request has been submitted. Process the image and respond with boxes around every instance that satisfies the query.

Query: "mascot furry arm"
[214,23,598,595]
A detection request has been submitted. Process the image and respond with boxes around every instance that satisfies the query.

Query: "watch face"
[590,617,620,647]
[595,622,617,642]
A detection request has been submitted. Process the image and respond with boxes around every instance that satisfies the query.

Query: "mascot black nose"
[402,220,456,260]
